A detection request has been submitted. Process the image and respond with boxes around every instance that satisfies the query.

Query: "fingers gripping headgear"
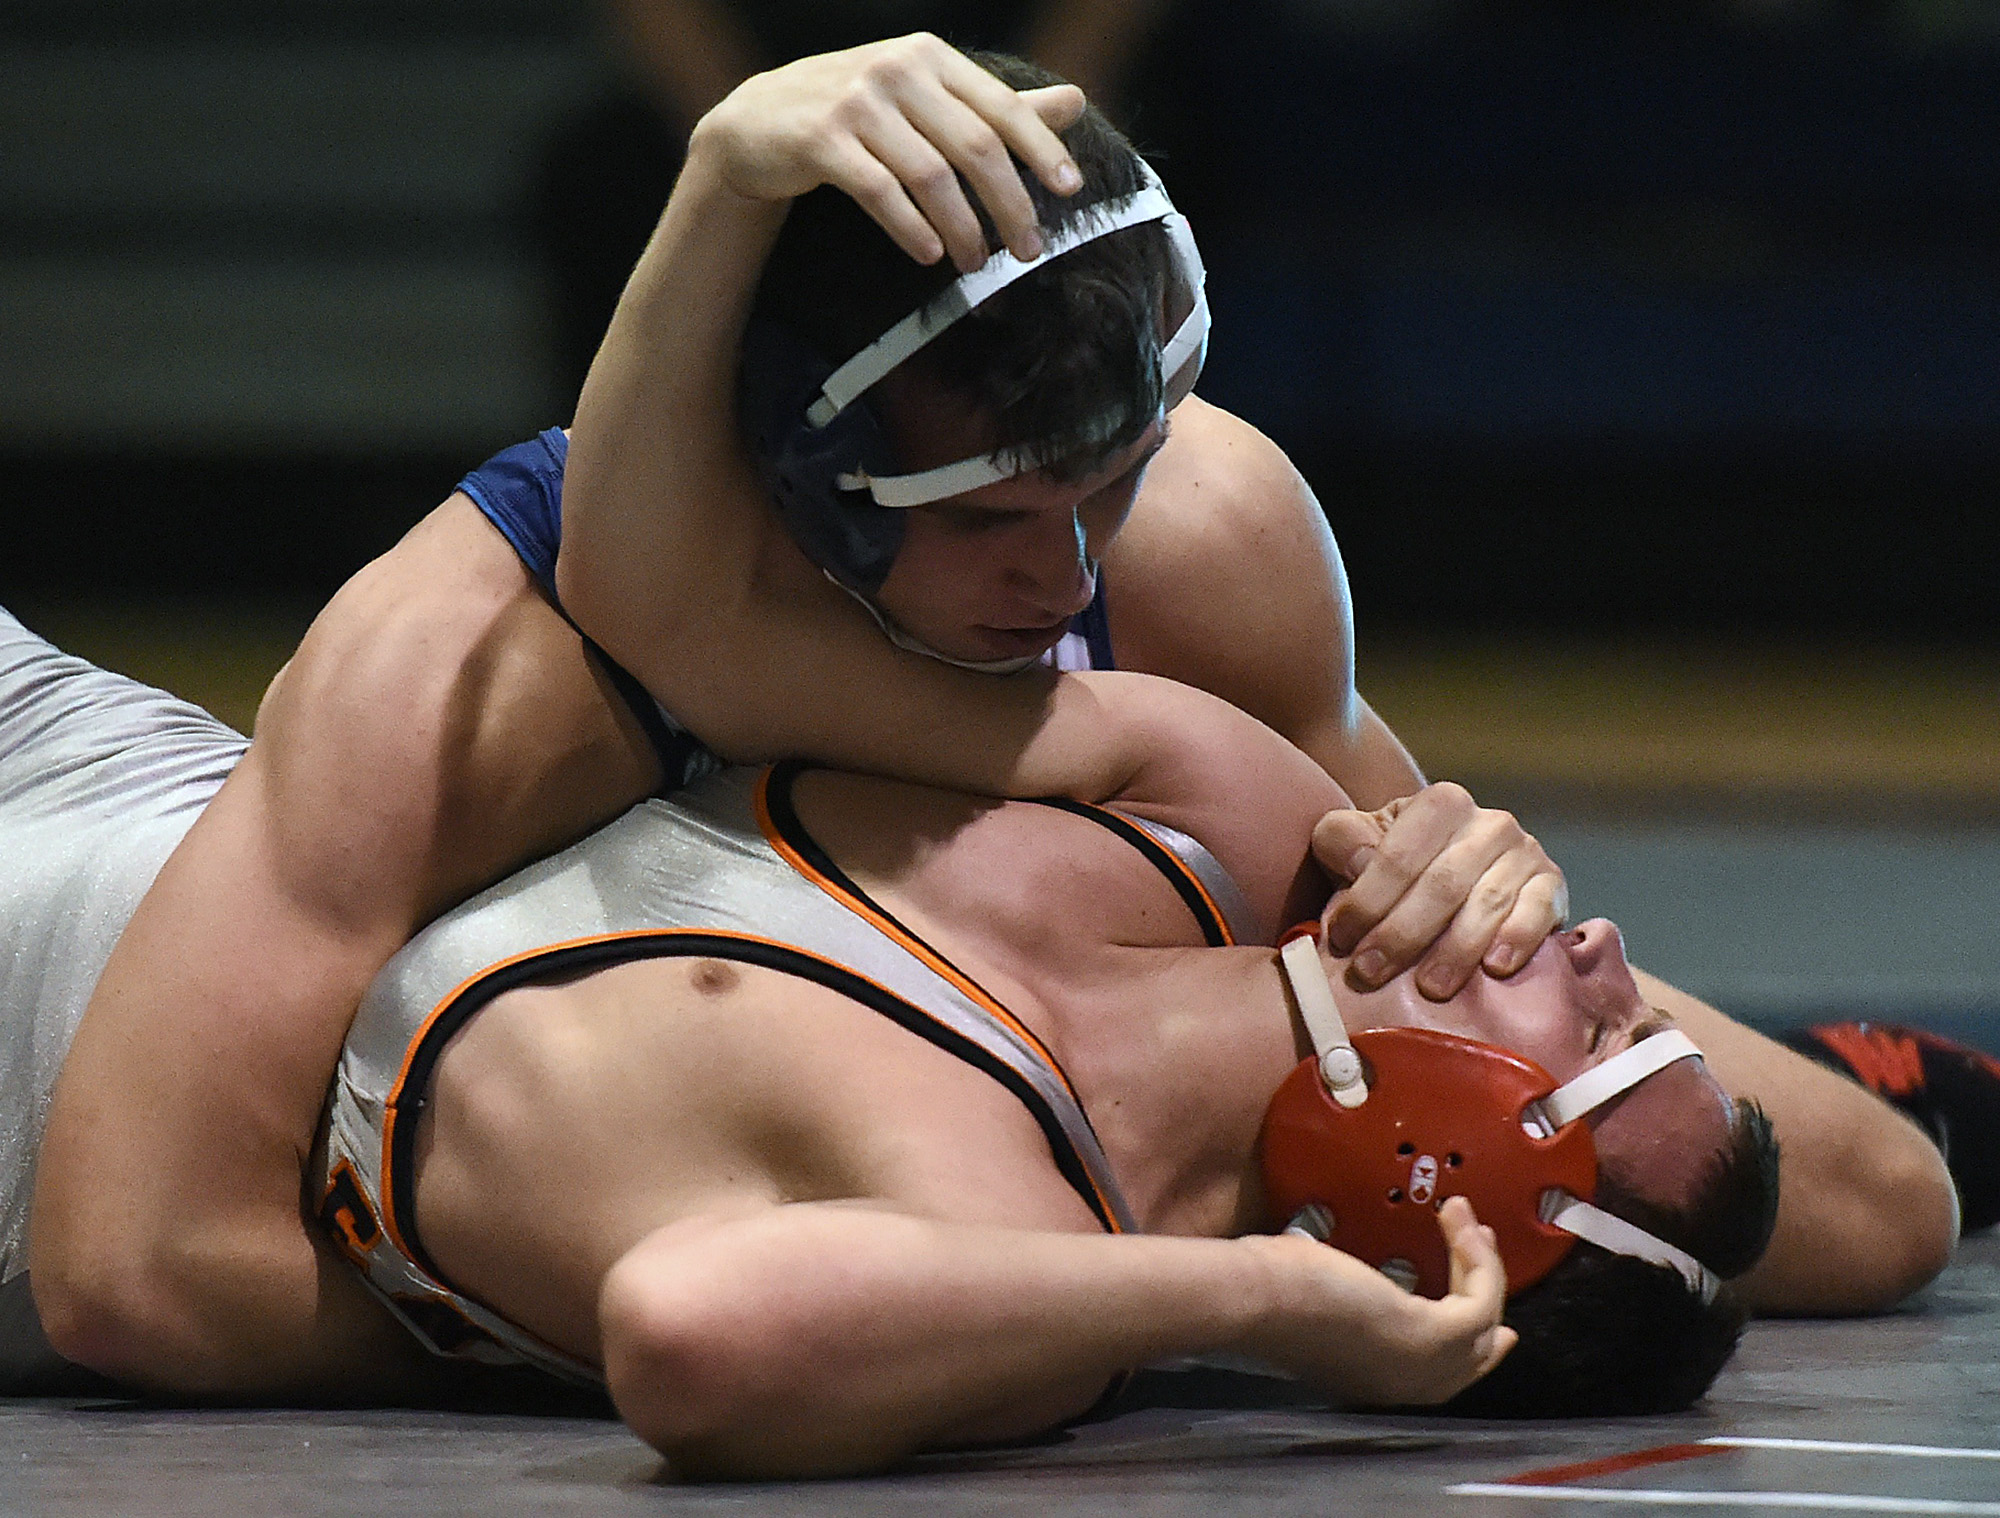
[1261,931,1720,1303]
[739,161,1209,597]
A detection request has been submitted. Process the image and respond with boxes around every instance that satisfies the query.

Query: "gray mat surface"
[1529,818,2000,1047]
[6,1236,1997,1515]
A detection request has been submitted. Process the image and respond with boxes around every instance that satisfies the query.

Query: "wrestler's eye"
[928,505,1030,533]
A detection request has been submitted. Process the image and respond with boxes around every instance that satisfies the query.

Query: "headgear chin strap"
[1262,932,1721,1304]
[829,574,1048,675]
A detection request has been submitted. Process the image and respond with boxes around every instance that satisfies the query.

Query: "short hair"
[1439,1100,1780,1418]
[1442,1248,1750,1418]
[1599,1099,1782,1283]
[749,50,1173,481]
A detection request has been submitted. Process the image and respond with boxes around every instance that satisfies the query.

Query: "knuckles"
[1417,780,1475,815]
[860,32,950,89]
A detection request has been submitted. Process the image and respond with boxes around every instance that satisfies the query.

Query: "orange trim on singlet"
[751,769,1126,1233]
[373,922,1126,1269]
[1147,827,1236,945]
[752,769,1082,1108]
[1078,800,1237,947]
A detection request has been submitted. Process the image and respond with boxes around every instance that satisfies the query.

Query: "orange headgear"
[1260,927,1719,1302]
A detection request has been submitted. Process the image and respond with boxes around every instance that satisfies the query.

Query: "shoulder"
[1100,398,1357,749]
[1117,398,1332,566]
[259,496,657,926]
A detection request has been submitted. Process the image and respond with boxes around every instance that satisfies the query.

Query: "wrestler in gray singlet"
[0,607,246,1389]
[0,605,1257,1391]
[318,762,1258,1383]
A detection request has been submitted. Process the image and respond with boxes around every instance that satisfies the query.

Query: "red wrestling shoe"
[1778,1020,2000,1235]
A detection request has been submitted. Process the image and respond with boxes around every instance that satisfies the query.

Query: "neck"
[1039,942,1304,1238]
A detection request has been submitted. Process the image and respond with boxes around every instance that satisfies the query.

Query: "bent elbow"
[29,1221,233,1393]
[1871,1134,1959,1306]
[1824,1128,1958,1313]
[30,1263,168,1388]
[600,1284,733,1469]
[599,1262,905,1482]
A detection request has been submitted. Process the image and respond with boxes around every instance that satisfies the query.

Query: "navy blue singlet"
[456,430,709,788]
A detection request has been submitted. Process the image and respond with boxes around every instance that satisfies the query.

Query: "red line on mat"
[1496,1443,1730,1487]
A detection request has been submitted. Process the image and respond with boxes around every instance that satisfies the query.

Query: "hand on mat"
[1312,782,1567,999]
[1246,1196,1515,1407]
[692,34,1087,271]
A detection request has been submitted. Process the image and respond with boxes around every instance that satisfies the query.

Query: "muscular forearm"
[560,137,1053,789]
[561,50,1131,799]
[600,1208,1271,1478]
[1636,971,1958,1313]
[601,1200,1508,1481]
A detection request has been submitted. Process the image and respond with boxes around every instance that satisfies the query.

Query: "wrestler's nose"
[1010,510,1096,618]
[1565,918,1626,977]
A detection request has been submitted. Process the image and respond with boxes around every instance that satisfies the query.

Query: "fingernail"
[1055,161,1082,192]
[1485,947,1519,976]
[1352,951,1387,985]
[1018,227,1044,261]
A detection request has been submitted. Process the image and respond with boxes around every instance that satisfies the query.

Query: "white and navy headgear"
[740,161,1209,598]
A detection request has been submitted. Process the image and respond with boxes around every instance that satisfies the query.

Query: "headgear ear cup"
[737,319,905,594]
[1261,1029,1598,1299]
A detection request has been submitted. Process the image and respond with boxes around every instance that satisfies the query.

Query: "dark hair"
[1599,1099,1782,1283]
[1442,1248,1750,1418]
[750,51,1172,481]
[1437,1100,1780,1418]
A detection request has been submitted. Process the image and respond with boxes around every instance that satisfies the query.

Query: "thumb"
[1311,808,1388,882]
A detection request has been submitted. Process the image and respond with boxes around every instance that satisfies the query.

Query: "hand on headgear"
[1263,928,1720,1304]
[1245,1195,1517,1407]
[694,34,1085,272]
[1312,782,1568,1000]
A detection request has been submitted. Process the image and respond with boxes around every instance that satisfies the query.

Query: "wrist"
[678,124,783,221]
[1221,1231,1306,1365]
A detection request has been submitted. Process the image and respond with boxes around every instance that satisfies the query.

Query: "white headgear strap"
[1542,1192,1722,1304]
[1536,1029,1704,1132]
[1278,935,1368,1108]
[817,162,1209,508]
[829,574,1046,675]
[1536,1028,1721,1303]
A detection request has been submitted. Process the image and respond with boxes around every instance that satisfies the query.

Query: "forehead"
[1590,1053,1736,1214]
[873,370,1166,491]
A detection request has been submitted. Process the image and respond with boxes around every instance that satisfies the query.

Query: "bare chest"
[412,952,1101,1362]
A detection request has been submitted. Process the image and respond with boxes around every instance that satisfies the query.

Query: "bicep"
[1636,972,1958,1314]
[1108,404,1421,807]
[34,513,655,1386]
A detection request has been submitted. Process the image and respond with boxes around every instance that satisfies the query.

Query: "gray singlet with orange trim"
[317,762,1258,1383]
